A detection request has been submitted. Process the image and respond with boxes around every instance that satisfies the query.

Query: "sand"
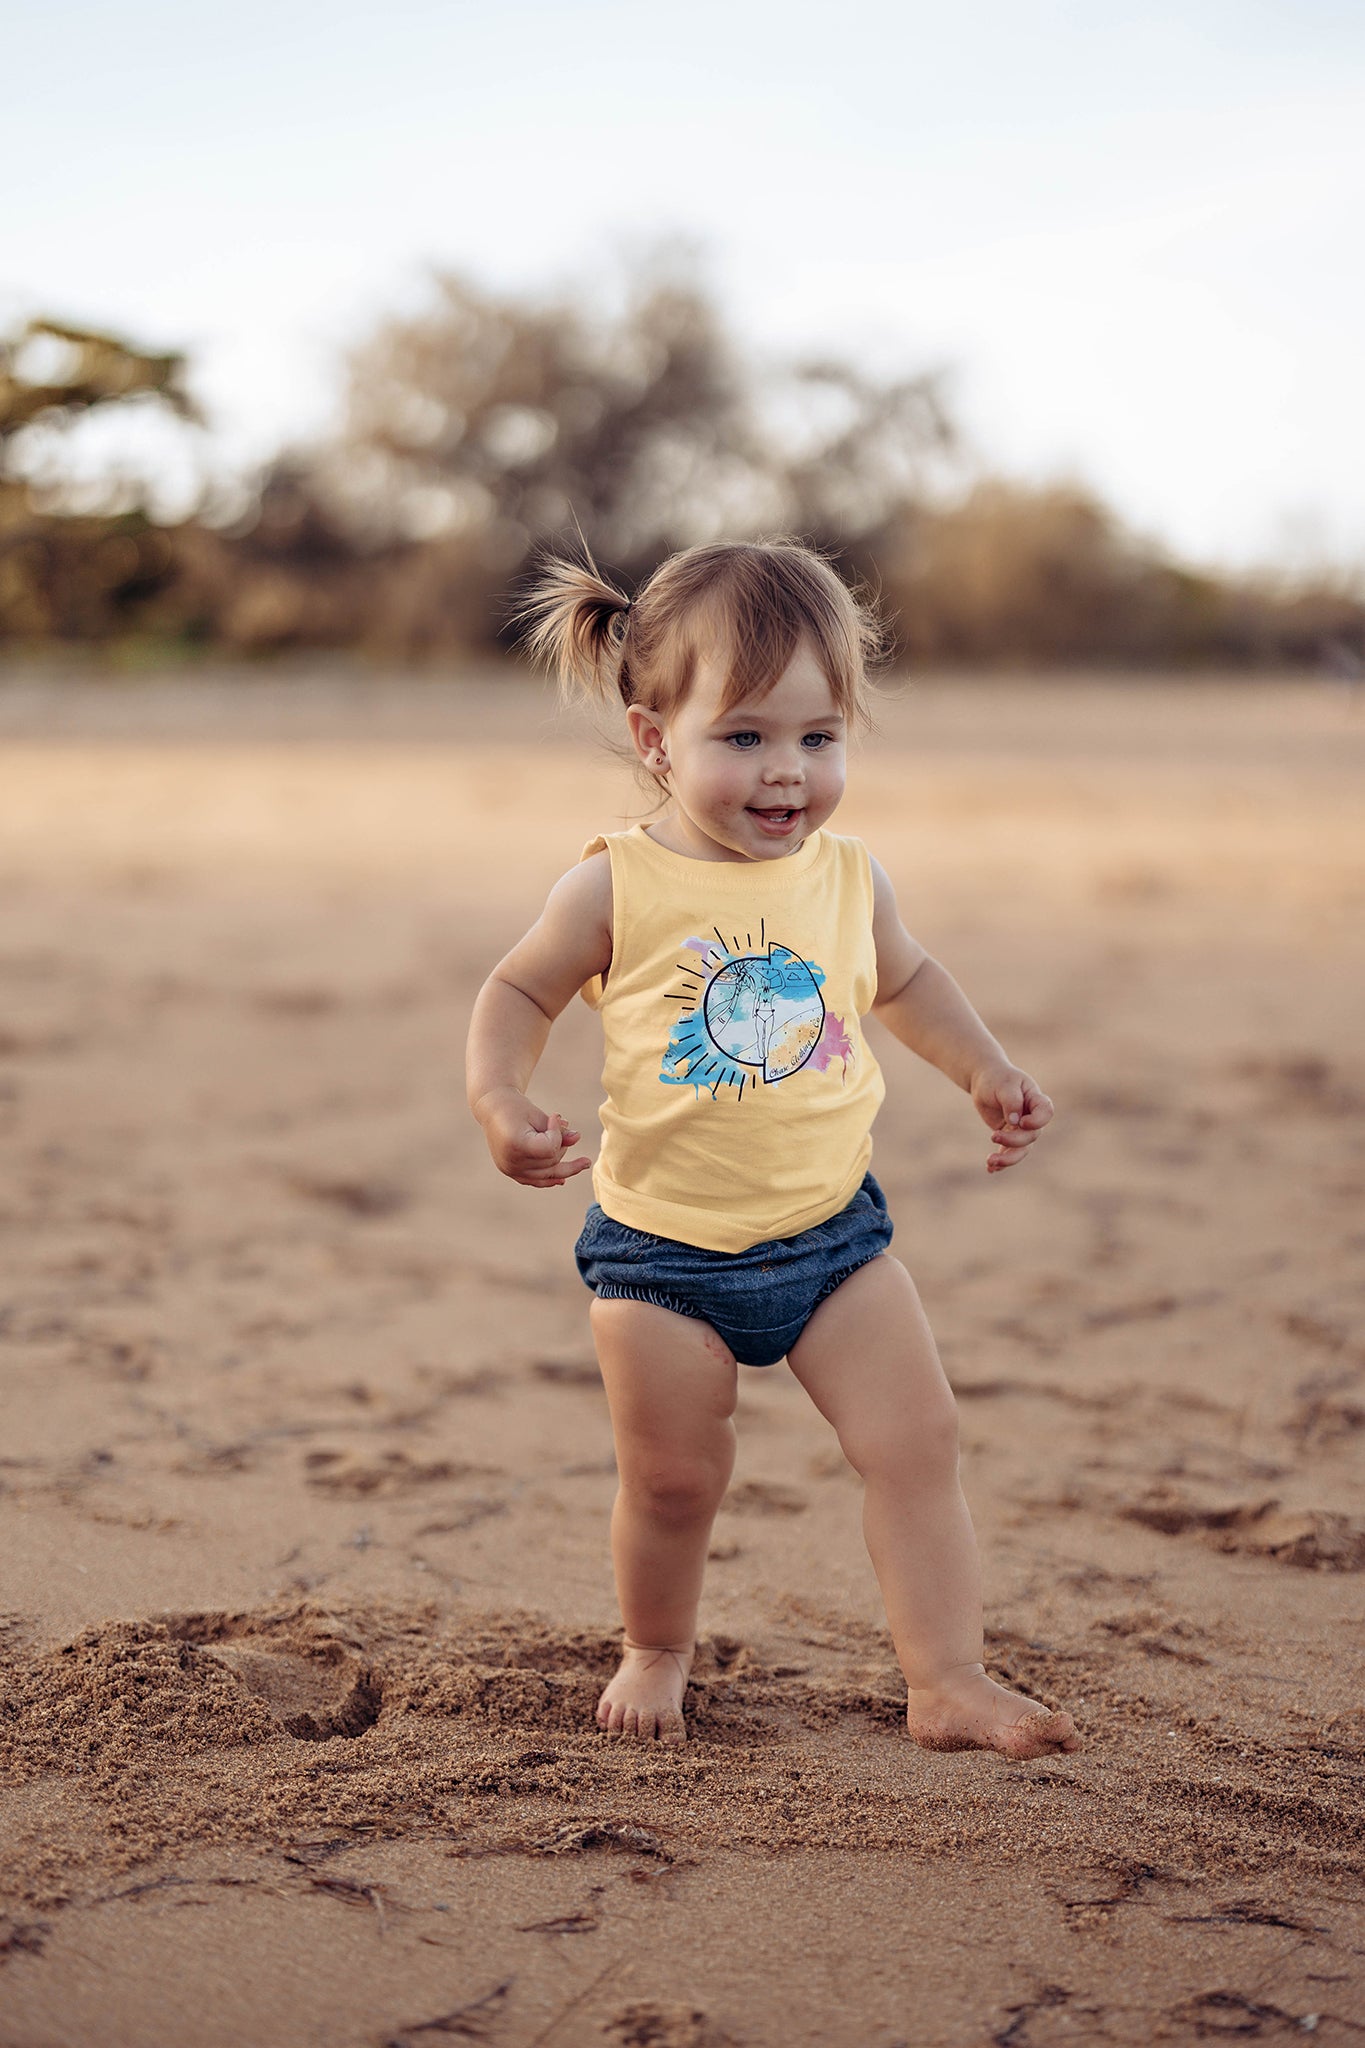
[0,665,1362,2047]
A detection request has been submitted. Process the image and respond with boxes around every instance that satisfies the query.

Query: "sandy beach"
[1,666,1362,2046]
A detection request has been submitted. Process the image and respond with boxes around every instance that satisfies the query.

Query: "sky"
[5,0,1364,572]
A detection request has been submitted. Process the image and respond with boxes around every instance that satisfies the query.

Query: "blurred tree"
[882,479,1153,663]
[880,476,1365,668]
[287,259,957,642]
[1,292,1359,668]
[0,317,197,445]
[0,318,199,641]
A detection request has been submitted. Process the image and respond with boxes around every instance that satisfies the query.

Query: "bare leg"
[788,1256,1081,1759]
[589,1297,738,1743]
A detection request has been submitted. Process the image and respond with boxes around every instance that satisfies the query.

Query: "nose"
[760,749,805,788]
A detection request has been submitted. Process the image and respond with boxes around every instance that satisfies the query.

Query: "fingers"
[517,1118,567,1156]
[1018,1083,1055,1130]
[987,1146,1029,1171]
[502,1111,591,1187]
[974,1078,1022,1133]
[995,1075,1026,1125]
[519,1113,589,1188]
[528,1114,580,1152]
[976,1069,1055,1174]
[517,1155,593,1189]
[986,1149,1027,1172]
[986,1123,1039,1171]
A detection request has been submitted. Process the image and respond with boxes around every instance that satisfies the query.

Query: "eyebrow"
[710,707,846,728]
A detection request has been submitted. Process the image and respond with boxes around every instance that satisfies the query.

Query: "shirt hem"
[591,1147,874,1255]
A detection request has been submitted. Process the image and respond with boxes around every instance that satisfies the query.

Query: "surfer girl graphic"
[660,928,850,1099]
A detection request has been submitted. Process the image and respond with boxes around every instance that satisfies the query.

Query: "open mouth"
[747,806,802,825]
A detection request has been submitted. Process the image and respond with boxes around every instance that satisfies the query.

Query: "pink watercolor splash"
[809,1012,854,1078]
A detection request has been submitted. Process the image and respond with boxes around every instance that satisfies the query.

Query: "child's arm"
[466,853,612,1190]
[866,856,1054,1174]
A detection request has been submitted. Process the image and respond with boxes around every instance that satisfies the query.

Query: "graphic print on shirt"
[659,918,856,1101]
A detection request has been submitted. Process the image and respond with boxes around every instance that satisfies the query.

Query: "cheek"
[811,752,846,797]
[700,753,755,802]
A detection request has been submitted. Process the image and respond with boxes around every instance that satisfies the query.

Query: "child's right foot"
[595,1640,694,1744]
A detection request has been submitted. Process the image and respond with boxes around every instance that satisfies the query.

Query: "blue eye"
[725,731,837,750]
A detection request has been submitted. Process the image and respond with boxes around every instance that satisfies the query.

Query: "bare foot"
[905,1661,1082,1759]
[595,1640,694,1744]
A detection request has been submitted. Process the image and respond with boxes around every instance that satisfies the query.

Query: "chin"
[750,828,811,858]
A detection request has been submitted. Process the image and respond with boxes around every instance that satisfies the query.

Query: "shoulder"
[821,829,875,865]
[548,845,612,925]
[864,854,915,941]
[863,849,896,902]
[819,831,884,905]
[825,837,892,897]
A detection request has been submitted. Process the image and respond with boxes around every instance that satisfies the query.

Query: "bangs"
[643,543,874,727]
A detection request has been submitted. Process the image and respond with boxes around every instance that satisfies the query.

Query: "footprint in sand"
[1090,1608,1211,1665]
[531,1358,602,1387]
[71,1331,162,1382]
[173,1439,257,1475]
[720,1479,808,1516]
[1059,1564,1158,1595]
[1279,1310,1357,1357]
[953,1373,1123,1412]
[1082,1290,1222,1329]
[604,2004,735,2048]
[167,1609,382,1742]
[303,1448,500,1496]
[1166,1991,1319,2038]
[1120,1489,1365,1571]
[3,1608,382,1777]
[1285,1387,1365,1448]
[409,1363,505,1403]
[284,1170,410,1217]
[807,1446,856,1481]
[1231,1051,1364,1118]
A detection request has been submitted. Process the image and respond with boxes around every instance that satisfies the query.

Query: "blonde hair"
[517,537,884,733]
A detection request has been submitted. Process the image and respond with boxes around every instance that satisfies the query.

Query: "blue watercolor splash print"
[659,926,854,1102]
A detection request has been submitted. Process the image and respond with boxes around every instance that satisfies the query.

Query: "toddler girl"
[466,539,1081,1759]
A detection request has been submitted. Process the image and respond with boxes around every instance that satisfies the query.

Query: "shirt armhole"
[577,835,612,1011]
[855,835,876,923]
[850,836,881,1017]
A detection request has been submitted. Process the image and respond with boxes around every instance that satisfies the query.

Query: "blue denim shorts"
[574,1171,894,1368]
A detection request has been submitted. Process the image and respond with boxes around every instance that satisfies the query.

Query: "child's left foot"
[596,1640,694,1744]
[905,1662,1082,1758]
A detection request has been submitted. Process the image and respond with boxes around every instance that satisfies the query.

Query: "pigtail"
[515,550,634,709]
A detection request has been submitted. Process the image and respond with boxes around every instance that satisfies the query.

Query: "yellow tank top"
[579,824,886,1253]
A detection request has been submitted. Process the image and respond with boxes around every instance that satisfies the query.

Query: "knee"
[620,1453,730,1525]
[840,1396,960,1485]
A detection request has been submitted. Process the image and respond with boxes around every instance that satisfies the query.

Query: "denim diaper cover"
[573,1171,894,1367]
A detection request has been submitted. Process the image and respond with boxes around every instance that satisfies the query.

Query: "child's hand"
[475,1087,592,1189]
[970,1062,1055,1174]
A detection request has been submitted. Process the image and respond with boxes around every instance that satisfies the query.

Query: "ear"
[625,703,670,776]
